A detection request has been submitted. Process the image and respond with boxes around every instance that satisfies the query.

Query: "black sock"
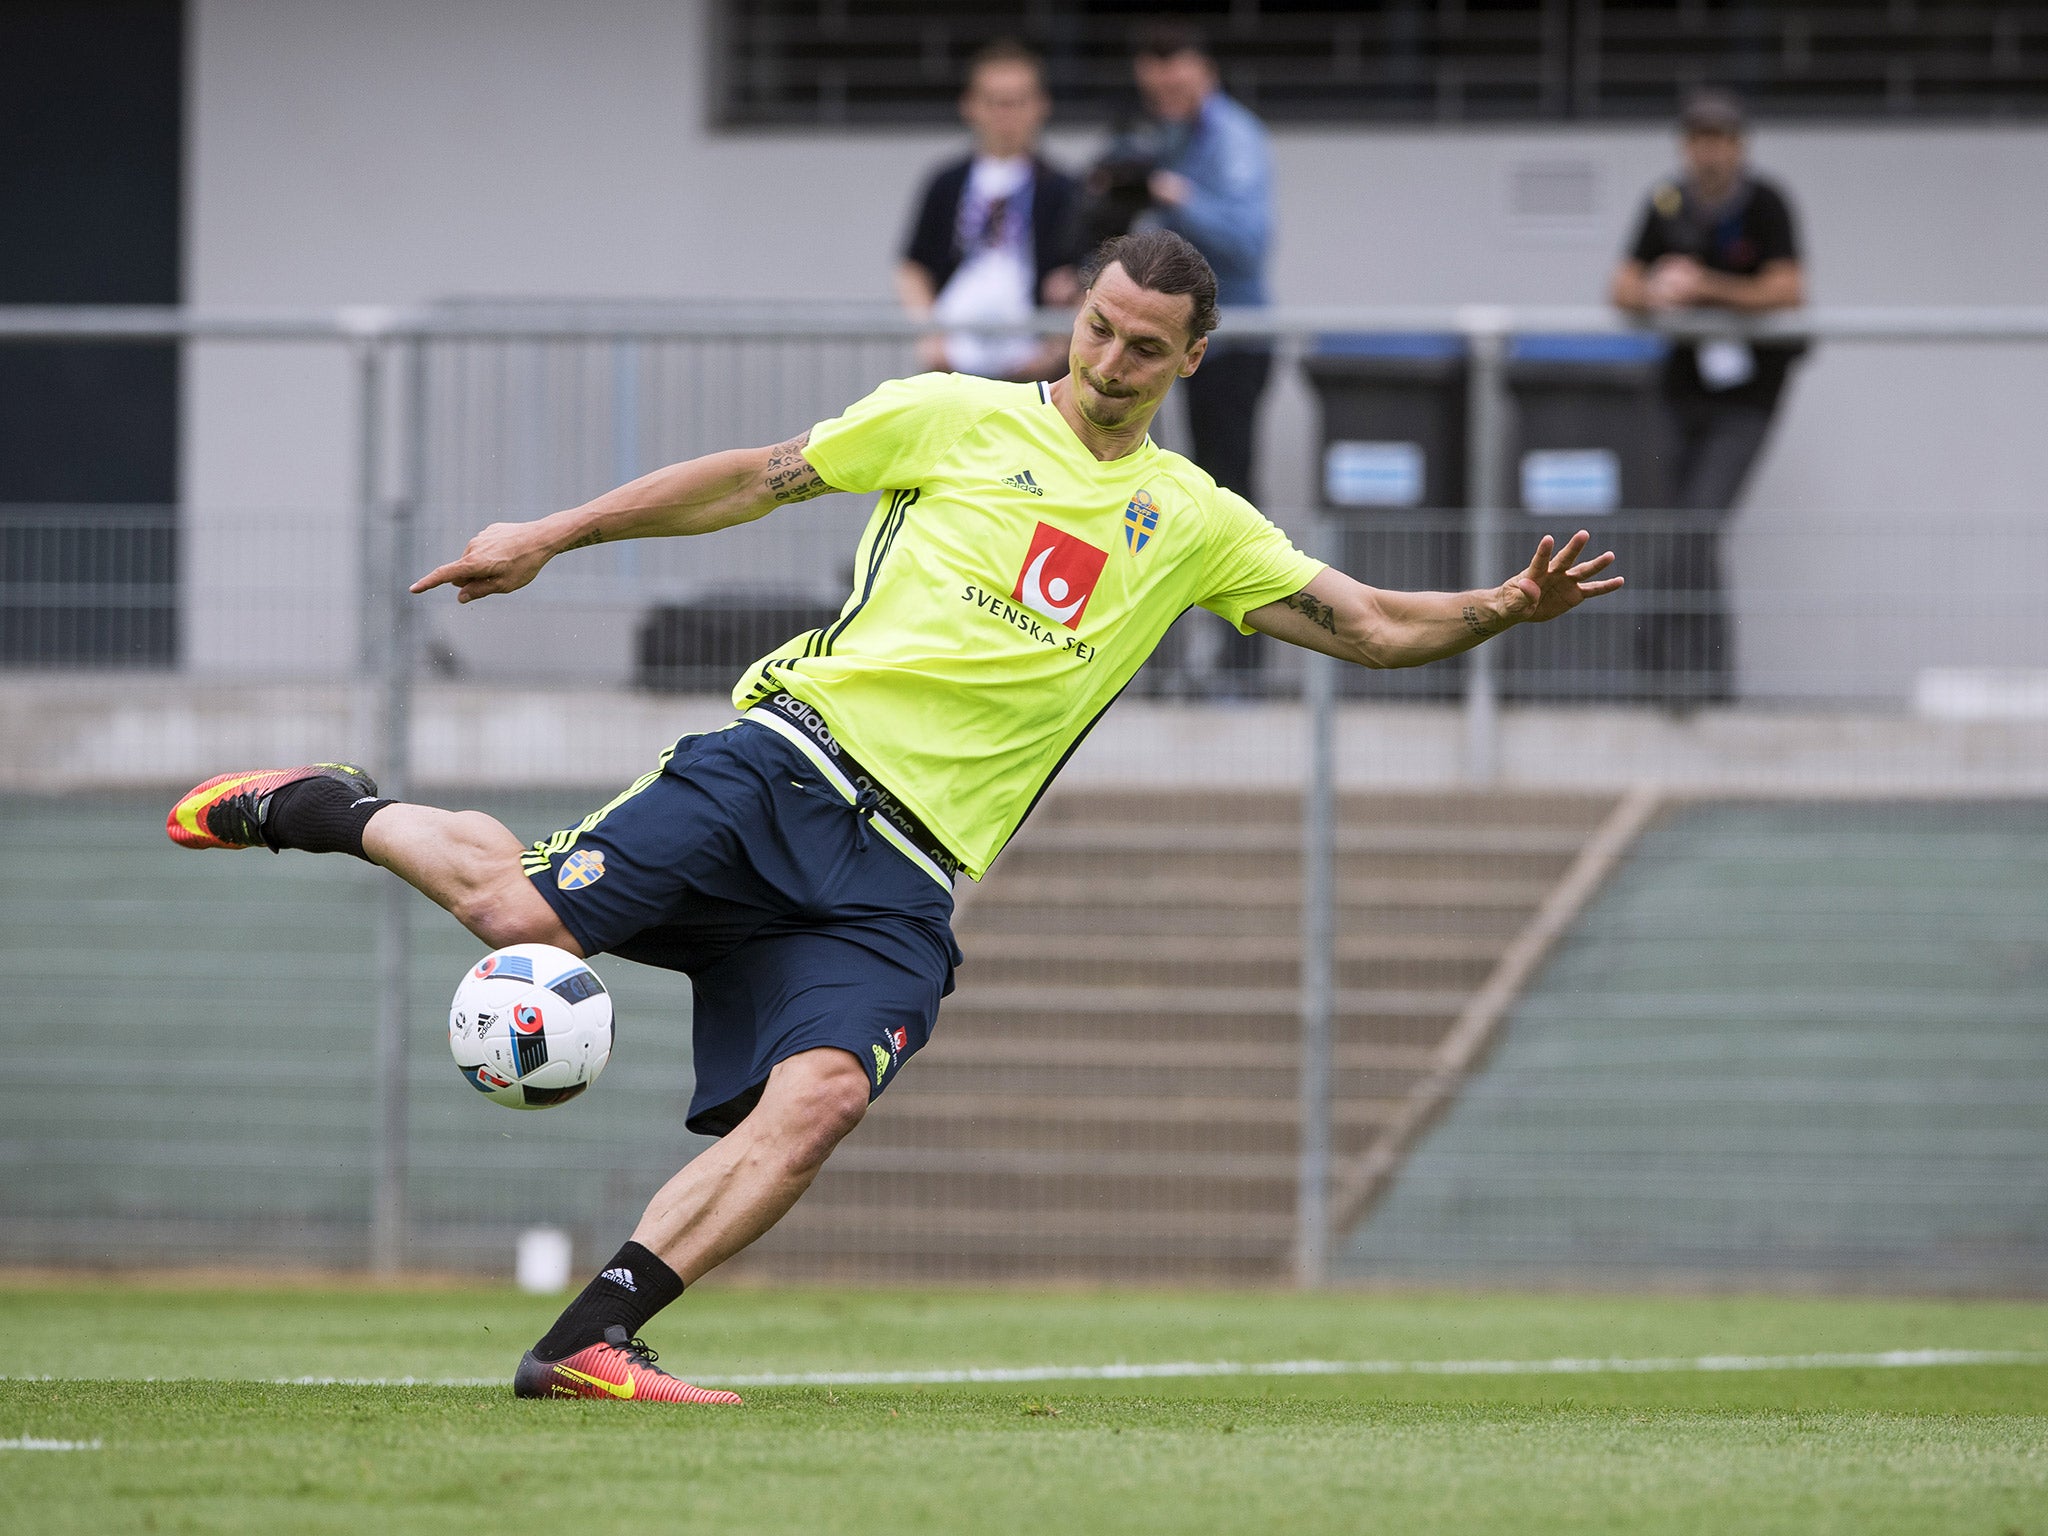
[531,1241,685,1360]
[262,776,392,857]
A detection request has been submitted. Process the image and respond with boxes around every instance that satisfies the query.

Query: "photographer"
[1086,23,1275,692]
[1089,23,1273,498]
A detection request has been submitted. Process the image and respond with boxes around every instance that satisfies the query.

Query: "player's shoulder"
[1142,444,1266,527]
[865,370,1039,421]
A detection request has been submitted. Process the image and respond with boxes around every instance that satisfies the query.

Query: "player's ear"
[1179,335,1207,378]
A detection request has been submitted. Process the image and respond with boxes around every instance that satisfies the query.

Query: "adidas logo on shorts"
[599,1267,637,1292]
[1003,469,1044,497]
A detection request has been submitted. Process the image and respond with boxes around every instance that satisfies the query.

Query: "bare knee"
[452,867,579,954]
[759,1050,871,1175]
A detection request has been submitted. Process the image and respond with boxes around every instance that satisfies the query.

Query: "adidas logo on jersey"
[1002,469,1044,497]
[599,1267,637,1292]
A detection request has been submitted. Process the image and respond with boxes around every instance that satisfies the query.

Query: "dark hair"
[1082,229,1220,341]
[965,38,1046,89]
[1132,20,1210,60]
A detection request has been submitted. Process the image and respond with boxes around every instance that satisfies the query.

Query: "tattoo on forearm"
[764,430,829,505]
[565,529,604,551]
[1284,590,1337,635]
[1462,604,1499,640]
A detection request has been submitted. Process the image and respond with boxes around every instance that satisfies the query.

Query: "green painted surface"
[1345,802,2048,1287]
[0,793,709,1268]
[1,1288,2045,1535]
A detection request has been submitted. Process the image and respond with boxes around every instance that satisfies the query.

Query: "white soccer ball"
[446,943,614,1110]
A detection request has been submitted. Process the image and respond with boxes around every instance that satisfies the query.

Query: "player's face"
[1068,264,1206,432]
[961,61,1049,159]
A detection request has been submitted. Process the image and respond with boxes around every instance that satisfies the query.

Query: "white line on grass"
[9,1348,2037,1390]
[0,1438,103,1451]
[692,1348,2048,1389]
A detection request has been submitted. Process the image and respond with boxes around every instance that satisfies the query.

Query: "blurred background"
[4,0,2046,1294]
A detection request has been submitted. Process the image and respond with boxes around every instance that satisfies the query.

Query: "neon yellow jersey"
[733,371,1324,879]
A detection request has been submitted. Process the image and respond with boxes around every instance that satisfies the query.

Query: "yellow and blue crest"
[556,849,606,891]
[1123,489,1160,554]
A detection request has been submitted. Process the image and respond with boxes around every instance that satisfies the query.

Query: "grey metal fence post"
[1295,516,1338,1289]
[1463,315,1510,784]
[370,336,425,1276]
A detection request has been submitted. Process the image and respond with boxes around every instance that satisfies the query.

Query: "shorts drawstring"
[791,779,883,854]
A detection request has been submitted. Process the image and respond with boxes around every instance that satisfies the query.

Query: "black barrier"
[1302,335,1468,700]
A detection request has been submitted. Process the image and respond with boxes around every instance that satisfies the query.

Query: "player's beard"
[1073,362,1144,430]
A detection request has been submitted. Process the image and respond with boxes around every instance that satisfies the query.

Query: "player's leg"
[165,763,576,950]
[360,803,577,952]
[630,1045,871,1283]
[511,1047,872,1405]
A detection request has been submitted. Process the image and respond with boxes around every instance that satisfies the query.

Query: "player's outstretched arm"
[410,433,838,603]
[1246,531,1622,670]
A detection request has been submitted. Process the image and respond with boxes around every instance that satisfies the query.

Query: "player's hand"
[1495,531,1623,625]
[411,520,558,603]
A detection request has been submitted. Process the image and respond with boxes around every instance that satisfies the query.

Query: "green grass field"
[1,1285,2044,1533]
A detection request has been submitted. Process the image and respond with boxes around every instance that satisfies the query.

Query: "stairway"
[735,788,1634,1283]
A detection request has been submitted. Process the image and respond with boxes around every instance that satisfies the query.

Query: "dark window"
[714,1,2048,127]
[0,1,183,667]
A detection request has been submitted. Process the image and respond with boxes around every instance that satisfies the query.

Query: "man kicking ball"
[167,230,1621,1404]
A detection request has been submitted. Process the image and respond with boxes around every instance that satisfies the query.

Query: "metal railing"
[6,300,2048,1287]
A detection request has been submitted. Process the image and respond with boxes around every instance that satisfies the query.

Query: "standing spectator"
[897,40,1083,382]
[1100,22,1275,693]
[1119,22,1274,503]
[1611,88,1806,700]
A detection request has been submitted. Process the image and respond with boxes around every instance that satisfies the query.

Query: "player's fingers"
[410,561,467,594]
[1567,550,1617,578]
[1550,529,1591,573]
[1525,536,1553,579]
[1578,576,1626,596]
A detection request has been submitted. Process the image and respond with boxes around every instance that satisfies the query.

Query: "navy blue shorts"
[524,720,962,1137]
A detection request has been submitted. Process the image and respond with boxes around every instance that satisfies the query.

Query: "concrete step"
[988,846,1579,885]
[965,873,1555,911]
[955,903,1529,941]
[943,983,1468,1022]
[1009,823,1598,857]
[1030,790,1617,831]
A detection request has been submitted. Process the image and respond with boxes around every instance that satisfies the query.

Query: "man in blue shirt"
[1125,23,1274,503]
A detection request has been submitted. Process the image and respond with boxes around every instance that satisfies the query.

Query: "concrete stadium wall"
[184,0,2048,695]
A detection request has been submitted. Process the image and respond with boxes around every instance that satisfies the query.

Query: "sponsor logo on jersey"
[1002,468,1044,497]
[557,849,606,890]
[1123,489,1160,554]
[888,1026,908,1054]
[871,1043,892,1085]
[1012,521,1109,630]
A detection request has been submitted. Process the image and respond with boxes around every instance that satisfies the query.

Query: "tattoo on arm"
[1462,604,1500,640]
[1284,590,1337,635]
[564,528,604,551]
[764,431,830,505]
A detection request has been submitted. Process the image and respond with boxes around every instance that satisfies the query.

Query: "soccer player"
[167,229,1620,1404]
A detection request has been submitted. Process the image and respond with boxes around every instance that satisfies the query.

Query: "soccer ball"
[447,943,614,1110]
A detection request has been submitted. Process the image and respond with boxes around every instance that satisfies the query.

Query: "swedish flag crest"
[556,848,606,891]
[1123,489,1160,554]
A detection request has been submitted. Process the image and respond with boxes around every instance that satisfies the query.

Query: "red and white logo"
[1012,521,1109,630]
[887,1027,908,1054]
[512,1002,545,1034]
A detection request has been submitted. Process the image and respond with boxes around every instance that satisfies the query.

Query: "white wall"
[187,0,2048,693]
